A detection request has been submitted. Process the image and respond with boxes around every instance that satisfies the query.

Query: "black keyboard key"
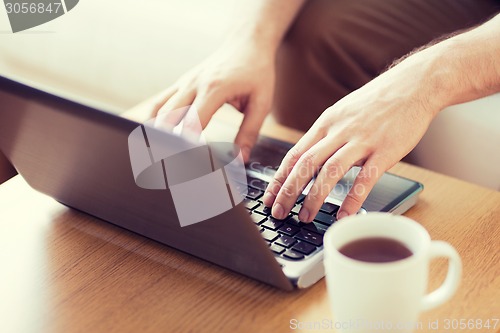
[292,241,316,255]
[275,235,296,248]
[303,221,329,235]
[270,243,285,254]
[250,213,267,224]
[294,229,323,246]
[246,187,264,200]
[247,176,269,191]
[243,198,259,210]
[253,204,272,216]
[320,202,339,215]
[261,219,285,231]
[261,229,279,242]
[296,194,306,203]
[278,223,300,236]
[283,249,305,260]
[314,211,336,226]
[288,214,310,225]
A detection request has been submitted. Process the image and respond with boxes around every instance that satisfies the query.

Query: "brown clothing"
[273,0,500,131]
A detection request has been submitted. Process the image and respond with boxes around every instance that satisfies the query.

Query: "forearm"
[227,0,307,54]
[418,14,500,111]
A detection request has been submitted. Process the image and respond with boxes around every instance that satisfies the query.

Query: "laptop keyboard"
[243,175,340,261]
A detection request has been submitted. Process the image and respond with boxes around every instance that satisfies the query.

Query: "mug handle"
[421,241,462,311]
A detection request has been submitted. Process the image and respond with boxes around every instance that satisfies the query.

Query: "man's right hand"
[151,39,276,162]
[150,0,307,161]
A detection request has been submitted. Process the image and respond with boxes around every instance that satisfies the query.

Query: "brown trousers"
[273,0,500,131]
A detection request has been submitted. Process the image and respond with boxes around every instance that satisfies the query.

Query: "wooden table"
[0,103,499,333]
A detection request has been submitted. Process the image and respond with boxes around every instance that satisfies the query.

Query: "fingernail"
[299,208,310,222]
[337,211,348,220]
[272,203,285,220]
[262,192,274,206]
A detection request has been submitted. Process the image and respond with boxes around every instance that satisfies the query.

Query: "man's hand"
[152,41,275,161]
[263,13,500,222]
[262,54,439,221]
[151,0,307,161]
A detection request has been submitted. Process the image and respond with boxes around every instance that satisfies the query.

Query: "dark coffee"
[339,237,412,263]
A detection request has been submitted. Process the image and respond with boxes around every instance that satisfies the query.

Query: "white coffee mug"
[323,213,462,333]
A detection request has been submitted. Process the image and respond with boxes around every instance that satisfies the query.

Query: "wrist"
[391,44,454,119]
[419,42,460,116]
[224,23,280,57]
[223,0,307,58]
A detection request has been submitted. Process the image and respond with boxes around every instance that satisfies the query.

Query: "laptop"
[0,75,423,290]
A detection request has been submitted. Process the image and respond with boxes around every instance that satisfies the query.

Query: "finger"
[234,96,269,162]
[337,157,386,219]
[262,127,327,208]
[180,89,226,139]
[154,106,189,131]
[150,86,178,117]
[299,142,368,222]
[270,137,344,220]
[159,88,196,115]
[155,89,196,130]
[179,105,204,142]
